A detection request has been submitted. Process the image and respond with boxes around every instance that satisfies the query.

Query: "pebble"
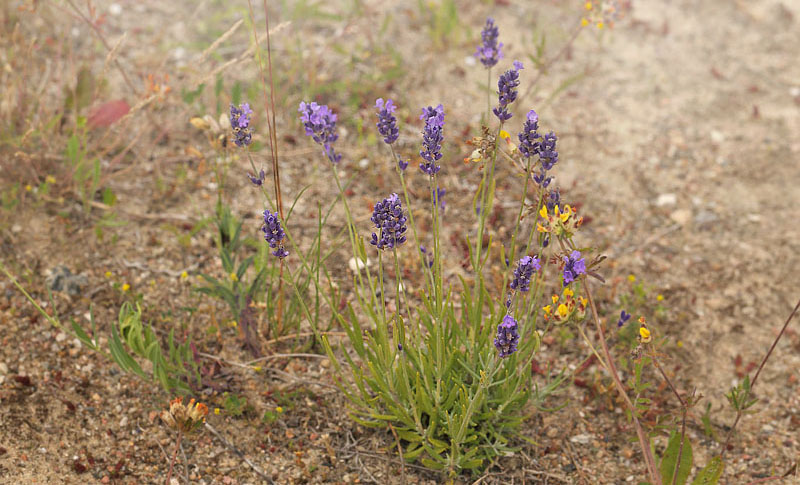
[570,433,592,445]
[55,332,67,343]
[655,193,677,207]
[348,257,369,272]
[120,417,128,428]
[710,130,725,143]
[358,158,369,169]
[670,209,692,225]
[0,362,8,374]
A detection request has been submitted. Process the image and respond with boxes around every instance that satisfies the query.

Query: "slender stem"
[165,432,182,485]
[378,250,387,328]
[582,279,662,484]
[721,296,800,458]
[486,67,492,122]
[502,156,533,293]
[0,262,61,329]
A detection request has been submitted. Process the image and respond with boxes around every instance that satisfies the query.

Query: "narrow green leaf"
[660,431,693,485]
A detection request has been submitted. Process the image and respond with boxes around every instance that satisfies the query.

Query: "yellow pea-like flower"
[557,304,569,318]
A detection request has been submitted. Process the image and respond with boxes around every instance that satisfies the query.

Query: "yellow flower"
[498,130,510,140]
[542,305,552,315]
[585,1,593,10]
[676,340,683,348]
[252,366,262,372]
[229,320,238,328]
[628,274,636,282]
[276,406,283,414]
[581,17,589,27]
[104,271,112,278]
[597,21,604,29]
[539,206,548,219]
[563,287,574,298]
[25,184,32,192]
[180,271,188,280]
[639,325,651,342]
[656,294,664,301]
[45,176,56,184]
[559,205,571,222]
[537,223,548,233]
[551,295,559,304]
[229,272,238,282]
[557,303,569,318]
[214,408,221,415]
[121,283,130,292]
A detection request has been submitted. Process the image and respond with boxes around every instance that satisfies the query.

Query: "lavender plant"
[303,33,589,472]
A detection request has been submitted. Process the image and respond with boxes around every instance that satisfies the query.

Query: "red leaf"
[88,100,130,128]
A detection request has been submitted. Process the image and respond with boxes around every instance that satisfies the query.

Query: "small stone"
[710,130,725,143]
[570,433,592,445]
[320,359,330,369]
[109,3,122,15]
[655,193,677,207]
[120,417,128,428]
[670,209,692,225]
[694,209,718,226]
[0,362,8,375]
[55,332,67,343]
[348,257,369,273]
[358,158,369,169]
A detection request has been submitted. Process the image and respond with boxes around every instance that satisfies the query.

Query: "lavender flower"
[510,256,541,293]
[298,101,342,164]
[262,210,288,258]
[617,310,632,328]
[475,18,503,68]
[230,103,253,147]
[433,187,446,212]
[370,193,408,250]
[494,314,520,358]
[493,61,523,122]
[248,169,266,186]
[397,156,409,171]
[517,110,540,158]
[419,104,445,176]
[539,131,559,170]
[375,98,399,145]
[562,250,586,286]
[546,188,561,212]
[420,245,434,268]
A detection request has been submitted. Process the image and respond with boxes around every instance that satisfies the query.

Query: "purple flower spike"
[510,256,541,293]
[262,210,288,259]
[475,18,503,68]
[248,169,266,186]
[397,156,409,171]
[298,101,342,164]
[419,104,445,176]
[230,103,253,147]
[539,131,559,171]
[493,62,523,122]
[518,109,540,158]
[370,193,408,250]
[562,250,586,286]
[375,98,399,145]
[617,310,632,328]
[494,315,520,358]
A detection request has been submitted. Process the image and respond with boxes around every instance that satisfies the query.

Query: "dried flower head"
[562,250,587,286]
[375,98,399,145]
[161,397,208,434]
[475,17,503,68]
[370,193,408,250]
[229,103,253,147]
[494,314,520,358]
[510,256,541,293]
[493,61,523,122]
[298,101,342,164]
[419,104,445,176]
[262,210,288,258]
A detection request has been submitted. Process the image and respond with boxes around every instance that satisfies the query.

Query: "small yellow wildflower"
[542,305,552,315]
[252,366,262,372]
[498,130,510,140]
[656,294,664,302]
[150,279,156,287]
[597,21,604,29]
[639,325,651,342]
[275,406,283,414]
[676,340,683,348]
[551,295,559,304]
[121,283,130,292]
[557,304,569,318]
[25,184,32,192]
[585,1,593,10]
[229,272,238,282]
[539,206,548,219]
[104,271,112,278]
[229,320,238,328]
[581,17,589,27]
[214,408,221,415]
[628,274,636,282]
[45,176,56,184]
[563,287,574,298]
[180,271,188,280]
